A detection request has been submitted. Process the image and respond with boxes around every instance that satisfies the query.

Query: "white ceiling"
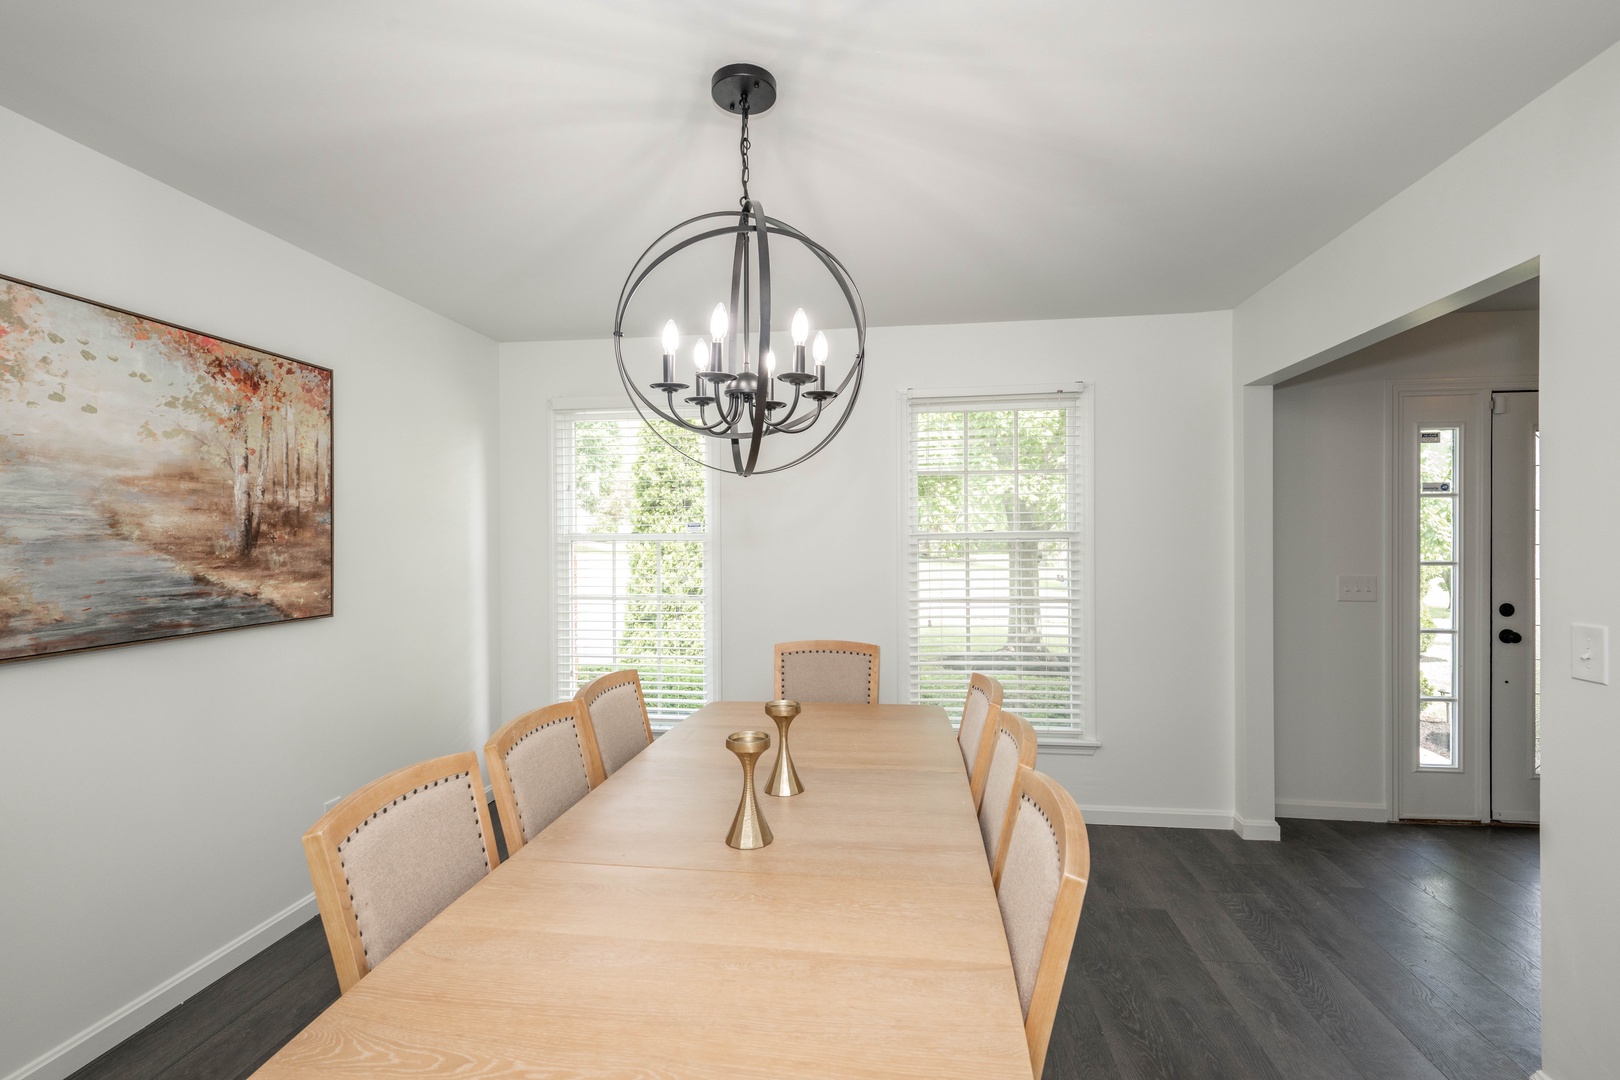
[0,2,1614,342]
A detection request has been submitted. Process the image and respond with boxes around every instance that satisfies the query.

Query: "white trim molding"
[1276,799,1390,822]
[1234,813,1283,841]
[1076,804,1236,831]
[5,892,318,1080]
[1530,1071,1557,1080]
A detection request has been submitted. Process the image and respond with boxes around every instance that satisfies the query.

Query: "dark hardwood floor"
[69,816,1539,1080]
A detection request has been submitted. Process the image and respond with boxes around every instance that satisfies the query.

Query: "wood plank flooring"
[67,816,1539,1080]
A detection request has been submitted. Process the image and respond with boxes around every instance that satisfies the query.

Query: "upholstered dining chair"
[991,767,1090,1080]
[576,669,654,779]
[976,709,1039,873]
[959,672,1004,811]
[773,639,881,704]
[302,752,499,994]
[485,700,605,856]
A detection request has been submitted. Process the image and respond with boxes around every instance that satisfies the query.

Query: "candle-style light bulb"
[812,331,829,366]
[662,319,680,355]
[790,309,809,346]
[765,350,777,376]
[692,341,709,372]
[710,303,728,342]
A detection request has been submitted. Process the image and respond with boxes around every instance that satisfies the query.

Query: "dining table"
[251,700,1034,1079]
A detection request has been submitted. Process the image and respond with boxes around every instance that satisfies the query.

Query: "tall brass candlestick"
[764,699,803,797]
[725,730,773,849]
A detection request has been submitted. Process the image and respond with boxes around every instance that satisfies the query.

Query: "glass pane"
[1419,632,1454,698]
[914,411,964,470]
[1017,409,1067,470]
[1420,496,1454,562]
[1015,471,1068,530]
[1534,430,1541,773]
[916,474,963,533]
[1420,700,1455,767]
[965,409,1017,470]
[1421,565,1453,629]
[1420,428,1455,491]
[965,473,1016,531]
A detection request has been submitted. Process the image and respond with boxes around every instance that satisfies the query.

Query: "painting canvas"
[0,276,332,662]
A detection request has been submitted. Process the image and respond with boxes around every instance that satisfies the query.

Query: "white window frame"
[550,398,721,730]
[896,383,1098,752]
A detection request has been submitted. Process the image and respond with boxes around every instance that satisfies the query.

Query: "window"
[554,408,714,726]
[905,389,1089,740]
[1418,427,1460,767]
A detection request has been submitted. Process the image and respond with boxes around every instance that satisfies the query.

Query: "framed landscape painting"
[0,275,333,662]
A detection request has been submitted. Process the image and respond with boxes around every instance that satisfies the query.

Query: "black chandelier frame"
[612,65,867,477]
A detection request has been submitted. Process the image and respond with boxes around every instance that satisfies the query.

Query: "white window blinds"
[554,408,713,724]
[906,390,1087,737]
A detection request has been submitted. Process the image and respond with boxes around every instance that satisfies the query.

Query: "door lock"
[1499,628,1523,644]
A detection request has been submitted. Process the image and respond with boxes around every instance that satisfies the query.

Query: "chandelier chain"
[738,95,751,208]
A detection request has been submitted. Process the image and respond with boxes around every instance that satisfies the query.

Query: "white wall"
[500,311,1238,827]
[0,109,501,1080]
[1272,311,1537,820]
[1236,36,1620,1080]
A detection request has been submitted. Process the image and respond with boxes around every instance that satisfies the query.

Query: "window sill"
[1035,739,1102,756]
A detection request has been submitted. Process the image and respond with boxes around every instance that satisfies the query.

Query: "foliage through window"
[906,391,1086,737]
[1417,427,1460,767]
[555,409,712,724]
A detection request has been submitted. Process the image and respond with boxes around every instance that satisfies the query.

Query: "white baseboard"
[1276,799,1390,822]
[4,892,318,1080]
[1234,814,1283,841]
[1077,804,1235,831]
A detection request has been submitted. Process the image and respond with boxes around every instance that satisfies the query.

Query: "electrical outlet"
[1337,574,1377,602]
[1571,623,1610,684]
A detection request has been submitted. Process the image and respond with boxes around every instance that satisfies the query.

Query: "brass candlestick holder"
[764,699,803,797]
[725,730,773,850]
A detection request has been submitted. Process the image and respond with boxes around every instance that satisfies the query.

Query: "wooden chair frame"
[302,752,499,994]
[960,672,1004,811]
[985,710,1040,885]
[575,668,654,779]
[772,639,882,703]
[486,701,606,856]
[993,767,1090,1080]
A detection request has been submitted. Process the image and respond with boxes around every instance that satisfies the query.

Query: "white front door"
[1396,390,1491,820]
[1490,391,1540,823]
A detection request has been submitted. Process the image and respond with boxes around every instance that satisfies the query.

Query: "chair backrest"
[576,669,654,778]
[992,767,1090,1079]
[302,752,498,994]
[976,710,1039,872]
[485,700,605,855]
[959,673,1004,810]
[773,639,881,704]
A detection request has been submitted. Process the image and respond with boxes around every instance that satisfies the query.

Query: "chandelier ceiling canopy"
[613,63,866,477]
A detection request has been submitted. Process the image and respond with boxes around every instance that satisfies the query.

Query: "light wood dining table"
[252,701,1033,1079]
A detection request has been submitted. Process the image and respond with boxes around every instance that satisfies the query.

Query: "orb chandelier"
[613,63,866,477]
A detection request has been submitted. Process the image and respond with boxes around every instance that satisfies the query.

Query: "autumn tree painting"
[0,277,333,661]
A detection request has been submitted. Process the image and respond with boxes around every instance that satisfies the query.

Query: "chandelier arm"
[748,355,863,475]
[660,390,733,437]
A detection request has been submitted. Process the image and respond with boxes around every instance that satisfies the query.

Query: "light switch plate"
[1571,623,1610,684]
[1337,574,1377,602]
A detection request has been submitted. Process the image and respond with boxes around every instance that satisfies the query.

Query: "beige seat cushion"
[589,681,650,776]
[337,770,492,969]
[959,686,993,776]
[780,650,874,704]
[977,729,1020,864]
[997,794,1063,1018]
[505,715,592,842]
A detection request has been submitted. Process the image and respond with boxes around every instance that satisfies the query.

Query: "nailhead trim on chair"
[778,649,874,700]
[505,714,587,836]
[337,770,490,963]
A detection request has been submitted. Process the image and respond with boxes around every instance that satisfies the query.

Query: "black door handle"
[1499,629,1523,644]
